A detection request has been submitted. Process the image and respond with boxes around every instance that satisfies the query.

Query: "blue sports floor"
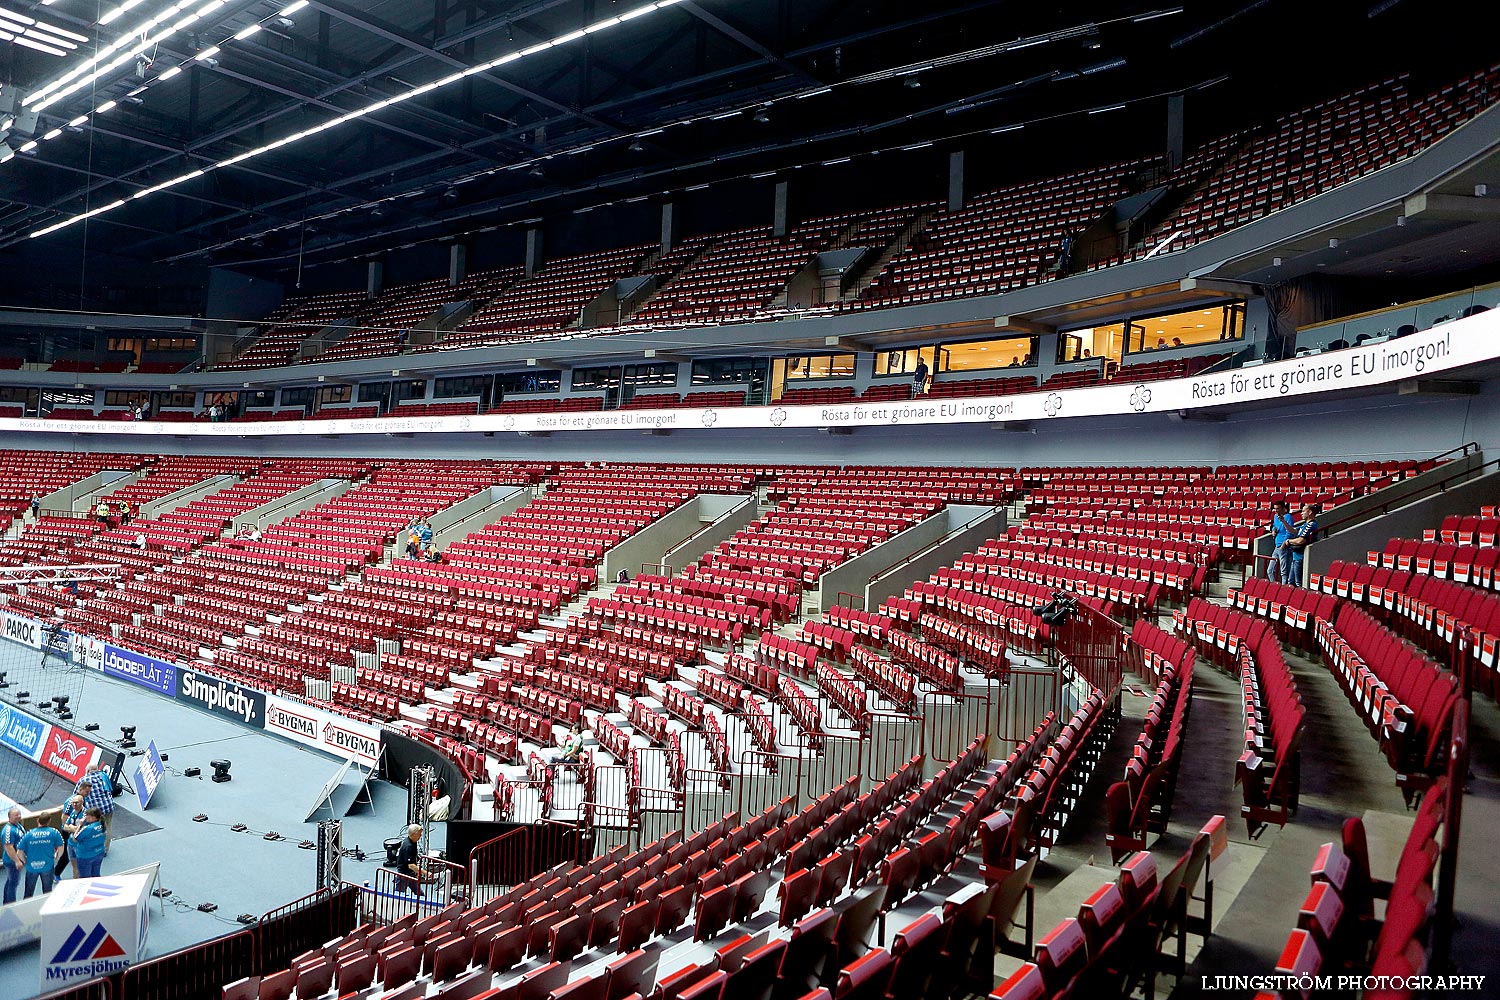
[0,667,436,1000]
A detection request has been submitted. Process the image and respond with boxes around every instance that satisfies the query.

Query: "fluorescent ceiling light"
[194,45,219,60]
[95,100,117,113]
[99,0,149,25]
[13,34,66,56]
[157,65,182,80]
[68,115,88,127]
[280,0,308,14]
[234,24,260,40]
[25,7,645,239]
[1088,103,1127,114]
[42,127,62,139]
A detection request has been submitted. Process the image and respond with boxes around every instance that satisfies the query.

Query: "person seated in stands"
[1172,337,1183,347]
[134,533,147,551]
[1396,324,1417,339]
[1268,500,1296,583]
[553,723,586,765]
[1082,349,1092,359]
[1282,503,1321,587]
[616,568,631,584]
[424,547,443,564]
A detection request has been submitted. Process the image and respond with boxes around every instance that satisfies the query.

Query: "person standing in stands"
[1282,503,1321,588]
[19,821,64,897]
[1,807,24,905]
[70,810,107,879]
[29,495,39,520]
[94,500,111,528]
[396,824,426,896]
[77,765,116,854]
[1268,500,1297,583]
[418,520,433,550]
[912,357,930,395]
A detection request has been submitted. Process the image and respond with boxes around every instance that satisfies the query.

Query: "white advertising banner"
[263,695,381,766]
[0,310,1494,439]
[39,873,151,989]
[73,634,106,673]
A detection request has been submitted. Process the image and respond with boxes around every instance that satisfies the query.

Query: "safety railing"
[1314,443,1486,539]
[468,820,587,905]
[37,980,113,1000]
[255,885,359,974]
[864,503,1007,589]
[349,857,466,926]
[1052,595,1126,697]
[118,929,255,1000]
[33,886,359,1000]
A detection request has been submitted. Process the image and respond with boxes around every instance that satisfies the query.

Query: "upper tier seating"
[309,271,499,365]
[442,249,650,348]
[217,290,372,370]
[848,159,1153,310]
[1138,66,1500,257]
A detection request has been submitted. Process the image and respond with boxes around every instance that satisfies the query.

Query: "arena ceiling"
[0,0,1484,273]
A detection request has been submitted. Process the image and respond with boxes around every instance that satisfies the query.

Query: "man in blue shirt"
[60,794,86,879]
[71,810,107,879]
[1,807,23,905]
[20,823,64,897]
[1283,504,1321,588]
[1268,500,1297,583]
[77,765,116,855]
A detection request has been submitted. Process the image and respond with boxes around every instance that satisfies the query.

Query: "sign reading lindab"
[176,670,266,726]
[0,701,49,763]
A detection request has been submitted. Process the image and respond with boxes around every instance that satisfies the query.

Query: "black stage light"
[210,759,232,783]
[120,725,137,749]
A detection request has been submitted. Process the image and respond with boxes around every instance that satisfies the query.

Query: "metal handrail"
[865,504,1005,586]
[1316,443,1487,537]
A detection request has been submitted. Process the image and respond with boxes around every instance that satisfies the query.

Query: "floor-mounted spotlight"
[120,725,137,749]
[210,759,232,783]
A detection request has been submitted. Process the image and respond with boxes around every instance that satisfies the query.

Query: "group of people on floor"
[1268,500,1320,586]
[1,763,117,904]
